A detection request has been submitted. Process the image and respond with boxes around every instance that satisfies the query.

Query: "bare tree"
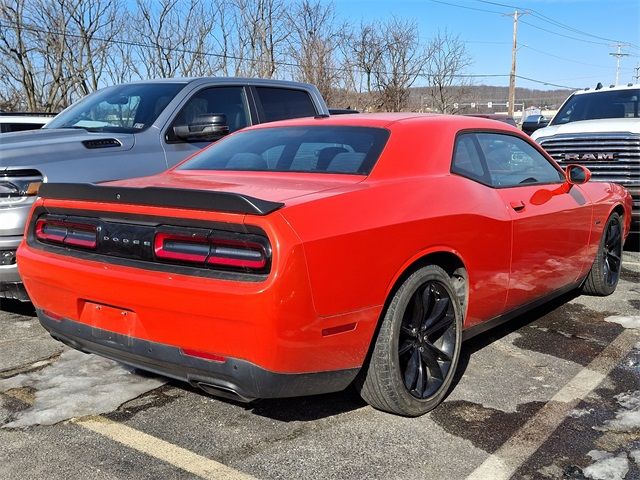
[60,0,124,97]
[228,0,288,78]
[286,0,342,104]
[373,18,431,112]
[0,0,127,110]
[0,0,76,111]
[346,22,383,107]
[426,30,472,113]
[130,0,218,79]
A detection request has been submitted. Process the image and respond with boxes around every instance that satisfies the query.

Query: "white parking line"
[75,416,255,480]
[465,328,639,480]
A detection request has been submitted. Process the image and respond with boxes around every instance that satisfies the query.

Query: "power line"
[0,20,578,89]
[528,11,638,48]
[515,75,577,90]
[474,0,638,48]
[432,1,637,54]
[464,40,512,45]
[427,0,503,15]
[519,20,610,46]
[521,45,616,69]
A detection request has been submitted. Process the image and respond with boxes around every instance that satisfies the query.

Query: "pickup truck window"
[46,83,186,133]
[178,126,389,175]
[166,86,250,143]
[552,89,640,125]
[255,87,317,122]
[1,123,45,133]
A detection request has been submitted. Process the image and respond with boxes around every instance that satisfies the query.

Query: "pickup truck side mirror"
[521,115,549,135]
[173,113,230,142]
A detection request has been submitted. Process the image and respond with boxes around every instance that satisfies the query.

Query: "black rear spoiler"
[38,183,284,216]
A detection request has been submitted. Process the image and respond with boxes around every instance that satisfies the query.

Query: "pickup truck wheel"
[583,212,623,296]
[357,265,462,416]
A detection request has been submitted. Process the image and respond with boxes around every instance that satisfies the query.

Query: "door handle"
[510,200,526,212]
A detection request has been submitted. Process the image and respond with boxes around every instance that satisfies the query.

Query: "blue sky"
[333,0,640,90]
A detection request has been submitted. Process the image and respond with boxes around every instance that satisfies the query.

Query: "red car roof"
[244,112,521,133]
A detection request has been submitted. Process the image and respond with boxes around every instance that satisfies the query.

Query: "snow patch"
[570,408,594,418]
[605,316,640,330]
[0,349,165,428]
[599,391,640,433]
[583,451,629,480]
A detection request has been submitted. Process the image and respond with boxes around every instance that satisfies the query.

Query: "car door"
[162,86,252,167]
[475,132,592,311]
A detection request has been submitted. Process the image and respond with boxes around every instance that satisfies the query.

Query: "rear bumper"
[39,311,359,401]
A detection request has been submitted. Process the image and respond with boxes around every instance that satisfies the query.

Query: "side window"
[168,86,249,142]
[5,123,45,132]
[476,133,564,187]
[255,87,317,122]
[451,133,487,183]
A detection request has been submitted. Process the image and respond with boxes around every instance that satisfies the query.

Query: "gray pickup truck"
[0,77,329,301]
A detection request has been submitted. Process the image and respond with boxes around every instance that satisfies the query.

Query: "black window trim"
[163,85,255,145]
[450,128,566,189]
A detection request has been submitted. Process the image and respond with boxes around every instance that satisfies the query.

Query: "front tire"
[357,265,462,416]
[583,212,623,296]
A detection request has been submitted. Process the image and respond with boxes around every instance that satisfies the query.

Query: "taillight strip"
[35,218,97,249]
[154,232,210,263]
[153,230,269,272]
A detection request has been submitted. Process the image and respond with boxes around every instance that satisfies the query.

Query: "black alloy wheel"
[583,212,623,296]
[602,219,622,287]
[398,282,456,399]
[357,265,463,416]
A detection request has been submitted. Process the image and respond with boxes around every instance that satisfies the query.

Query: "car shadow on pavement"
[248,387,367,421]
[175,380,368,422]
[449,290,581,393]
[0,298,36,317]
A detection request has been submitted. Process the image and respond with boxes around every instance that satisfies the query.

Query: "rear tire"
[582,212,623,296]
[357,265,462,416]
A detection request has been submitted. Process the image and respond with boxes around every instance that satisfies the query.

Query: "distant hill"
[411,85,573,113]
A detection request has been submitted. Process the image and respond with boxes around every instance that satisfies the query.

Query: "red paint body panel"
[17,114,632,380]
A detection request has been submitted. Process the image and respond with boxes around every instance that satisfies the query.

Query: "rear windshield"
[551,89,640,125]
[179,126,390,175]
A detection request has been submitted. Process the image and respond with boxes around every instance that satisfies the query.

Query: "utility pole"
[609,44,630,85]
[634,64,640,83]
[508,10,520,117]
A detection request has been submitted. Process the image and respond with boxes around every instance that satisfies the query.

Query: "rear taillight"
[154,229,269,272]
[35,217,97,249]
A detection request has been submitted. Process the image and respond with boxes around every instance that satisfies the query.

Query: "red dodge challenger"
[17,113,632,416]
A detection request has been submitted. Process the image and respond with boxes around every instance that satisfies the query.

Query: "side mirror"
[530,164,591,205]
[565,164,591,185]
[521,116,549,135]
[173,113,230,142]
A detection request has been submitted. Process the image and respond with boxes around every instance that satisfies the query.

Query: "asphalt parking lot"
[1,249,639,480]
